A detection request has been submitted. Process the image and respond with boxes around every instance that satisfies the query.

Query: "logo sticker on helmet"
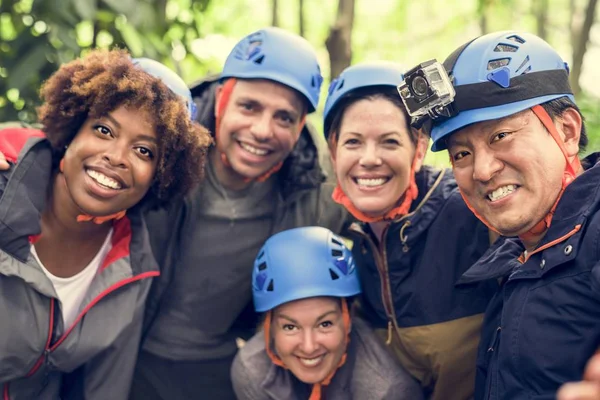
[487,66,511,88]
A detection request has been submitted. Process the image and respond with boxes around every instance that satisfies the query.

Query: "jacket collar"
[458,152,600,285]
[349,166,454,239]
[0,137,51,262]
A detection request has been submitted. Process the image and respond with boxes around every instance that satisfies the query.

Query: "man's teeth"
[356,178,387,187]
[86,169,122,189]
[240,142,268,156]
[488,184,517,201]
[299,355,324,367]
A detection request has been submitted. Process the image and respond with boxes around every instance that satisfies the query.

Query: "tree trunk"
[571,0,598,95]
[92,20,100,48]
[299,0,305,37]
[271,0,279,27]
[569,0,578,49]
[478,0,489,34]
[157,0,168,33]
[534,0,549,40]
[325,0,355,81]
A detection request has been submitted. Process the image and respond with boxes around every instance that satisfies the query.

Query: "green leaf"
[145,32,169,54]
[41,0,80,25]
[7,43,48,90]
[54,24,80,51]
[101,0,135,15]
[72,0,98,20]
[128,2,157,28]
[118,23,143,55]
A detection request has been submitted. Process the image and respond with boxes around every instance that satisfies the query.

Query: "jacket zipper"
[3,285,56,400]
[486,326,502,399]
[349,169,447,344]
[24,299,56,378]
[355,226,400,343]
[49,271,159,351]
[7,270,158,398]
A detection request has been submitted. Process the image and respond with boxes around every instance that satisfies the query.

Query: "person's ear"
[556,107,582,159]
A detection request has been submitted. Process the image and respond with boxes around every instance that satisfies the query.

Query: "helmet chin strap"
[518,105,581,242]
[215,78,306,184]
[328,134,420,223]
[59,158,127,225]
[332,162,418,223]
[453,105,581,244]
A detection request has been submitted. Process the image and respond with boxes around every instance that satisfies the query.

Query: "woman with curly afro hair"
[0,49,212,400]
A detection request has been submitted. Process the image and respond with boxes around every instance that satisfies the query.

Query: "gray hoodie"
[231,317,424,400]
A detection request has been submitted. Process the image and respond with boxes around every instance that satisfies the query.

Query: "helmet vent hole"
[329,269,340,280]
[506,35,525,44]
[487,58,510,71]
[331,238,342,246]
[331,249,343,257]
[267,280,274,291]
[494,43,518,52]
[258,262,267,271]
[337,80,345,91]
[515,56,530,74]
[253,55,265,65]
[257,251,264,260]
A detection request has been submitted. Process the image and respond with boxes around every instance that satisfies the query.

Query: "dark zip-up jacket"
[458,153,600,400]
[348,166,498,400]
[0,130,159,400]
[140,77,348,357]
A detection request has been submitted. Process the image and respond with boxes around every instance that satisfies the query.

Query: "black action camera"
[397,59,457,128]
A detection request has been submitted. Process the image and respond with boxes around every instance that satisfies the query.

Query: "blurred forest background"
[0,0,598,165]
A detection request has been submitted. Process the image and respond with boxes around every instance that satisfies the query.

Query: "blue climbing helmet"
[426,31,573,151]
[323,61,405,139]
[132,57,197,120]
[252,226,361,313]
[221,27,323,113]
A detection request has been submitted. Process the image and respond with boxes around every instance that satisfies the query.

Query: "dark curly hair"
[37,48,213,208]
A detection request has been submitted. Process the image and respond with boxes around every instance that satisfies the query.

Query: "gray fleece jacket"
[231,317,424,400]
[0,133,158,400]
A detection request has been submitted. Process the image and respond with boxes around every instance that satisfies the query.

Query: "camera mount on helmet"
[397,60,457,128]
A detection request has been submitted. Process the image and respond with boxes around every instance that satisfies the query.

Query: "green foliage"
[0,0,598,157]
[0,0,210,122]
[578,91,600,156]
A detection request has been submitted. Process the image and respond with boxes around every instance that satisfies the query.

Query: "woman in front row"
[323,62,498,399]
[0,50,211,399]
[231,226,423,400]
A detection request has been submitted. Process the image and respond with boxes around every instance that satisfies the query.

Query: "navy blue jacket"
[348,166,498,400]
[458,153,600,400]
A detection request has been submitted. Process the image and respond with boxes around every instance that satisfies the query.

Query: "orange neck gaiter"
[453,105,581,243]
[263,299,352,400]
[215,79,306,183]
[329,134,419,223]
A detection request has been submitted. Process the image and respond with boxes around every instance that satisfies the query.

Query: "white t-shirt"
[32,229,113,328]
